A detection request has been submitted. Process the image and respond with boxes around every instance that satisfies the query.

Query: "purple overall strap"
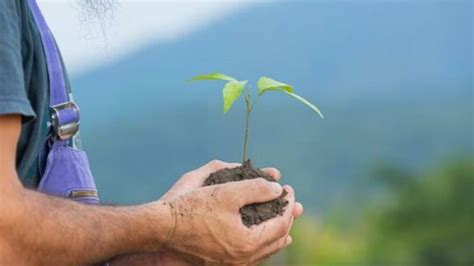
[28,0,79,130]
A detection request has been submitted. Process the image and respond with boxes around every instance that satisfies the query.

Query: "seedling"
[191,73,324,163]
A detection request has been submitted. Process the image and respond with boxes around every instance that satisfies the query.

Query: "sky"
[37,0,259,75]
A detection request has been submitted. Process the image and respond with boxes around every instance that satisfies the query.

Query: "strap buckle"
[50,102,80,140]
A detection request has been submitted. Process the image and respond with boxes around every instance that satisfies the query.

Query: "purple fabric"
[29,0,99,205]
[28,0,68,106]
[38,141,99,204]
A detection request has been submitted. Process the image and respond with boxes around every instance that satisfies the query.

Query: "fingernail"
[271,182,282,194]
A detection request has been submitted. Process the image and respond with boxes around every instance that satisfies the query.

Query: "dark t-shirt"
[0,0,71,188]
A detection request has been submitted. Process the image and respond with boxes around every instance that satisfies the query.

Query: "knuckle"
[211,186,224,200]
[181,172,193,180]
[270,167,281,177]
[208,159,223,168]
[228,250,243,261]
[235,241,257,257]
[214,186,234,205]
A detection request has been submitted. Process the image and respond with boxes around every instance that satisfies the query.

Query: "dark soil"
[204,160,288,227]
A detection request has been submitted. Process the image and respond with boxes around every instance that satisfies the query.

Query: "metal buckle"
[50,102,80,140]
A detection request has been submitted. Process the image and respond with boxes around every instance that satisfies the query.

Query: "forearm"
[0,175,172,265]
[109,251,197,266]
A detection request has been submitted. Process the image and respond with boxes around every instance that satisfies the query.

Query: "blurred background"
[41,0,472,265]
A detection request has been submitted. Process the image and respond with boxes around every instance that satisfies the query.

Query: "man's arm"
[0,114,295,265]
[0,115,172,265]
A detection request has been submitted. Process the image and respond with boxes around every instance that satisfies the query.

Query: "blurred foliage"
[285,158,474,265]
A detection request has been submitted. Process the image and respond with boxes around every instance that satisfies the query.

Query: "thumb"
[220,178,283,207]
[175,160,241,191]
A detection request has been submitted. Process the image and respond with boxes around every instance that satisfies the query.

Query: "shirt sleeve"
[0,0,36,121]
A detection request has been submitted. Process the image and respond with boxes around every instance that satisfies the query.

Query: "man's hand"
[113,160,304,265]
[161,160,304,217]
[156,160,302,265]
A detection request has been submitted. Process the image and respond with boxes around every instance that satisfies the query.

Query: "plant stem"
[242,89,252,163]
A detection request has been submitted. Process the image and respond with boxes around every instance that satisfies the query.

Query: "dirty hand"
[161,160,303,219]
[154,160,299,265]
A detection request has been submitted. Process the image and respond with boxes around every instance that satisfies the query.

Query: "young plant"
[191,73,324,163]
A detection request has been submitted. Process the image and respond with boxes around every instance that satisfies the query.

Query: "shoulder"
[0,0,35,120]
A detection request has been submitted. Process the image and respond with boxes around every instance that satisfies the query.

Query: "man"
[0,0,303,264]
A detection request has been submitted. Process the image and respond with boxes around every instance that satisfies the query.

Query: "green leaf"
[191,73,237,82]
[257,76,294,95]
[280,90,324,119]
[222,80,247,113]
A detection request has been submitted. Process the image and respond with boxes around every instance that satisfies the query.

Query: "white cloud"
[37,0,258,75]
